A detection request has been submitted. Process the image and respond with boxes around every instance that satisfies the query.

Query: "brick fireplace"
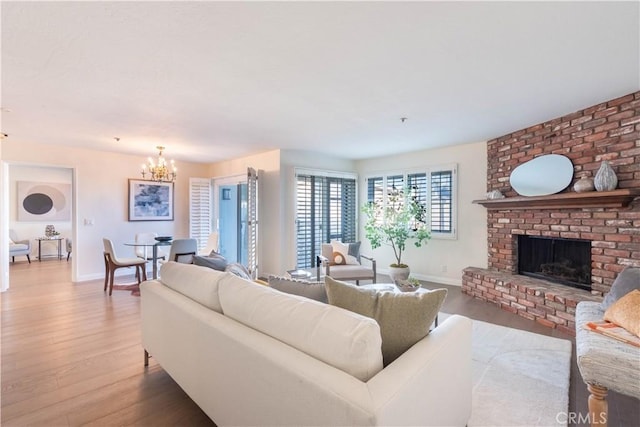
[462,91,640,335]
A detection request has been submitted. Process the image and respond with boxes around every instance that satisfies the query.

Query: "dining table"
[123,240,172,279]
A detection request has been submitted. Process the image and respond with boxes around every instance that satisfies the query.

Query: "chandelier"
[141,146,177,182]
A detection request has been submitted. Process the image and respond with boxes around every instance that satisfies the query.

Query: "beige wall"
[1,141,210,284]
[355,141,488,285]
[2,140,488,288]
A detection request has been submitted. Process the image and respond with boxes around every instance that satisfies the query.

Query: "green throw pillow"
[325,277,447,366]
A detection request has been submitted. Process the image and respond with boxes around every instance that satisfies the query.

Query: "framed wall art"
[128,179,174,221]
[18,181,72,221]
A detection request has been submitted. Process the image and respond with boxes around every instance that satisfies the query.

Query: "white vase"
[573,176,595,193]
[388,265,410,283]
[594,161,618,192]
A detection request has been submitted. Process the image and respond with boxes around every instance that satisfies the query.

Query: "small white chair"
[103,238,147,295]
[9,229,31,264]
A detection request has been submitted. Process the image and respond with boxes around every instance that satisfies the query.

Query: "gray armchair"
[9,229,31,263]
[316,243,376,285]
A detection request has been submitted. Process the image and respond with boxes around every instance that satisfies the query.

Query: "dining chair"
[199,232,219,255]
[134,232,169,261]
[103,238,148,295]
[168,238,198,264]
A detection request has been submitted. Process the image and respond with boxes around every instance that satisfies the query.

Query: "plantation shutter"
[430,170,453,233]
[247,167,259,279]
[295,171,357,269]
[189,178,212,253]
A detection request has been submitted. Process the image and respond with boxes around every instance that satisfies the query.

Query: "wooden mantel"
[473,189,640,210]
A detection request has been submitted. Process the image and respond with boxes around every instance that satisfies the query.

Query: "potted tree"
[362,186,431,283]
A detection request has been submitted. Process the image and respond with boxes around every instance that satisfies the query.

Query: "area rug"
[442,314,572,427]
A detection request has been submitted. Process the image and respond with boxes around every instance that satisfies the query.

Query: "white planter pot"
[388,265,410,283]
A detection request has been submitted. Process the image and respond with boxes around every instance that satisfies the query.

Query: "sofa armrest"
[367,314,473,426]
[360,254,376,277]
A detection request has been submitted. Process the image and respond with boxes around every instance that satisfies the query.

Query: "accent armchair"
[316,243,376,285]
[9,229,31,263]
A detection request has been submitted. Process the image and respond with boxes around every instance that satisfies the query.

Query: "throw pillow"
[348,241,362,263]
[331,240,359,265]
[325,276,447,366]
[604,289,640,338]
[268,275,328,303]
[225,262,252,280]
[601,267,640,310]
[192,253,228,271]
[332,251,346,265]
[9,238,15,245]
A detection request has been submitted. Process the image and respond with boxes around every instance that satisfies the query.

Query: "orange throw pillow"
[604,289,640,338]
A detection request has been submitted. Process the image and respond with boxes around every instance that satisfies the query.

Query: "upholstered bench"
[575,267,640,427]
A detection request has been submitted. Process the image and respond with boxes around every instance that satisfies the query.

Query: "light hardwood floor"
[2,260,639,426]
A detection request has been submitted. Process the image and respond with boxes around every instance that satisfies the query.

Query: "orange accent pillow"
[604,289,640,338]
[331,251,346,265]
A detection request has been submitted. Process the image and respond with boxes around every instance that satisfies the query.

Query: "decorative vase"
[388,265,410,283]
[45,225,56,237]
[594,161,618,192]
[573,176,595,193]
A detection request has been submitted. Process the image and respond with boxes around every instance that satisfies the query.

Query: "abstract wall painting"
[128,179,174,221]
[18,181,72,221]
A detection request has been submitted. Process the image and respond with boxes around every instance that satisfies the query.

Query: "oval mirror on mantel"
[509,154,574,197]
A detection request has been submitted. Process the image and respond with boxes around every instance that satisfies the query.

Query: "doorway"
[216,179,248,265]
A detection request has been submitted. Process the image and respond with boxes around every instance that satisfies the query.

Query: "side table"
[36,237,63,261]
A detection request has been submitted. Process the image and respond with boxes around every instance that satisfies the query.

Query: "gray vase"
[594,161,618,192]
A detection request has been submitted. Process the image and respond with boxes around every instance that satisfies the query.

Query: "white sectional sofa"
[141,262,472,426]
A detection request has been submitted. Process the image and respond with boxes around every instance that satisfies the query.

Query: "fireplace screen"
[517,235,591,291]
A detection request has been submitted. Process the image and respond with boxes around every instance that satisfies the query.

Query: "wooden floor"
[2,261,639,426]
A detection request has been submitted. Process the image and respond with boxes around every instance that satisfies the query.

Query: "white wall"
[2,141,210,284]
[355,141,488,285]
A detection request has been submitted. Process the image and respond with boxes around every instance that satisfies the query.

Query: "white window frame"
[364,163,457,240]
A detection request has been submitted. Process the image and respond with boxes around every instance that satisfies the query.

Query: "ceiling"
[2,1,638,163]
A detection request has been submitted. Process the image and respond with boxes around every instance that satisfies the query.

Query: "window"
[295,169,357,269]
[365,165,456,238]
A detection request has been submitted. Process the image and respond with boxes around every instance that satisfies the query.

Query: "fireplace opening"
[517,235,591,291]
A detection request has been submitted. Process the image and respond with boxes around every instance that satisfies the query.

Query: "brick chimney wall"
[462,91,640,334]
[486,91,640,294]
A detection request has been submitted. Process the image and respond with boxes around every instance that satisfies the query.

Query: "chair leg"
[587,383,608,427]
[67,252,70,261]
[26,255,31,264]
[104,260,110,292]
[11,256,14,263]
[108,267,116,296]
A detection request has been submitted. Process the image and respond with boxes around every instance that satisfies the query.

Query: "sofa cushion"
[604,289,640,338]
[268,275,327,303]
[601,267,640,310]
[325,277,447,366]
[218,273,383,382]
[159,261,225,313]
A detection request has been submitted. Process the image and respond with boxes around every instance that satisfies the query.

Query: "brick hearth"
[462,91,640,334]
